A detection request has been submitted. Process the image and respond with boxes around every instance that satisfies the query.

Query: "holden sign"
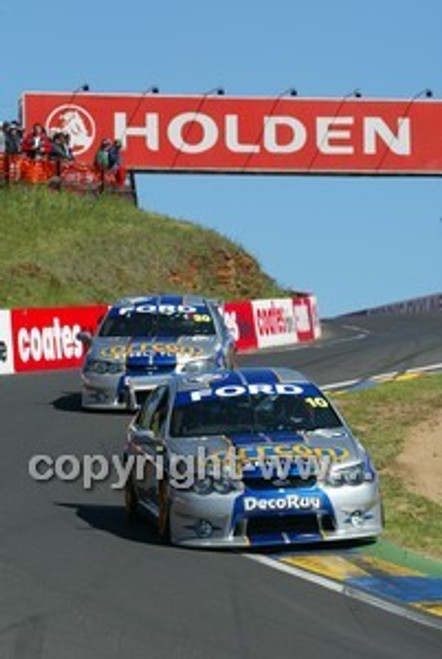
[21,92,442,174]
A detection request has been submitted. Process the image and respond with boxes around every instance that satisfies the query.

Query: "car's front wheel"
[124,471,139,520]
[158,477,171,544]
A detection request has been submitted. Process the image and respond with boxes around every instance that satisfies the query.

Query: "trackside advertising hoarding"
[252,299,297,349]
[0,296,320,374]
[293,296,321,341]
[11,306,108,372]
[21,92,442,175]
[0,310,14,375]
[224,301,258,351]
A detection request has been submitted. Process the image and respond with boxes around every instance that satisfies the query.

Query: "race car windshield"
[170,393,342,437]
[99,310,216,338]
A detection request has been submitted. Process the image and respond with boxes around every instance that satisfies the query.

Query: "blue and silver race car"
[79,294,235,410]
[124,367,383,547]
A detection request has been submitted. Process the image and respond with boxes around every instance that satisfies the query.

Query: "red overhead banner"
[21,92,442,175]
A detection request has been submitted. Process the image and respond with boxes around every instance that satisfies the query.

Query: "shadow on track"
[244,537,377,558]
[52,392,83,412]
[52,392,131,416]
[55,502,164,547]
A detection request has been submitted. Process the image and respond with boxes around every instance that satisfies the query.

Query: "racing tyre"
[124,471,139,521]
[158,477,171,544]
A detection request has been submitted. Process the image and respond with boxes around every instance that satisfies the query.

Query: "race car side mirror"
[77,331,92,346]
[132,429,155,444]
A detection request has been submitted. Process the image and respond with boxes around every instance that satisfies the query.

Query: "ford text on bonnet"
[124,367,383,548]
[79,294,235,410]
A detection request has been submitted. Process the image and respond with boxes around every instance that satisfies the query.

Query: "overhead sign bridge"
[21,92,442,176]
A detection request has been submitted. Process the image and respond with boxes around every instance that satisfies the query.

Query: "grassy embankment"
[0,185,286,308]
[332,374,442,560]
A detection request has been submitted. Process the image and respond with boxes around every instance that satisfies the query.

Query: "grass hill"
[0,185,286,308]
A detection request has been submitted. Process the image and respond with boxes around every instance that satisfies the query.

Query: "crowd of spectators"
[0,120,74,161]
[1,120,126,188]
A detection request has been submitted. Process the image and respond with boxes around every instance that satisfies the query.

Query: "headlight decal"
[85,359,125,375]
[182,356,218,375]
[326,462,370,487]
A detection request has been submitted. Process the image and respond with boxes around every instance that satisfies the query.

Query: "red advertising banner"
[11,305,107,372]
[224,301,258,352]
[21,92,442,175]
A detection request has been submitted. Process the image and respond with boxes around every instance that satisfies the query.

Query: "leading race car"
[79,294,235,410]
[124,367,383,547]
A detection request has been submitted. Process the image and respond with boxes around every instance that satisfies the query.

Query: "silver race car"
[124,367,383,548]
[79,294,235,410]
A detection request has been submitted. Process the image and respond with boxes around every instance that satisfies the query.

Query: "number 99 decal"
[193,313,211,323]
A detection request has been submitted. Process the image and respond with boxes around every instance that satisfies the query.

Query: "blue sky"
[2,1,441,316]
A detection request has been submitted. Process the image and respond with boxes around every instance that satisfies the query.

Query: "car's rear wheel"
[158,477,171,544]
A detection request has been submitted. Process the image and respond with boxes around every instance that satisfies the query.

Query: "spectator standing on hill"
[2,121,23,182]
[94,138,111,170]
[0,122,5,153]
[22,122,51,159]
[108,139,126,185]
[50,132,74,161]
[4,121,23,154]
[62,133,74,160]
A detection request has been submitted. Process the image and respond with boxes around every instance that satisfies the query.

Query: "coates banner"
[0,310,14,375]
[252,298,297,349]
[21,92,442,175]
[224,301,258,351]
[11,305,107,372]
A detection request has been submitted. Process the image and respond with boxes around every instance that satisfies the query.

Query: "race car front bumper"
[81,373,172,410]
[168,482,383,548]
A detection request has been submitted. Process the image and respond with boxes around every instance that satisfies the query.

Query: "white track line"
[246,554,442,631]
[322,361,442,391]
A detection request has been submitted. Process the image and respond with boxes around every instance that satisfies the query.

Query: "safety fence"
[0,295,321,375]
[0,154,136,200]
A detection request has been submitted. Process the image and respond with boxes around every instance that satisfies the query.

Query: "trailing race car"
[124,367,383,547]
[79,294,235,410]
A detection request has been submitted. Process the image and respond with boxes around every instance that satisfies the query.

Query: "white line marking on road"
[322,378,360,390]
[246,554,442,631]
[322,361,442,391]
[313,329,370,349]
[406,362,442,374]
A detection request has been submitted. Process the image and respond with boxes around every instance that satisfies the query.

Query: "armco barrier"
[348,293,442,316]
[0,295,320,375]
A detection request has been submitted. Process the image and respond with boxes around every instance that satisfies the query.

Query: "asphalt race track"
[0,313,441,658]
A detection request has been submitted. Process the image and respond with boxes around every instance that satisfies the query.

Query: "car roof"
[173,367,313,394]
[112,294,212,309]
